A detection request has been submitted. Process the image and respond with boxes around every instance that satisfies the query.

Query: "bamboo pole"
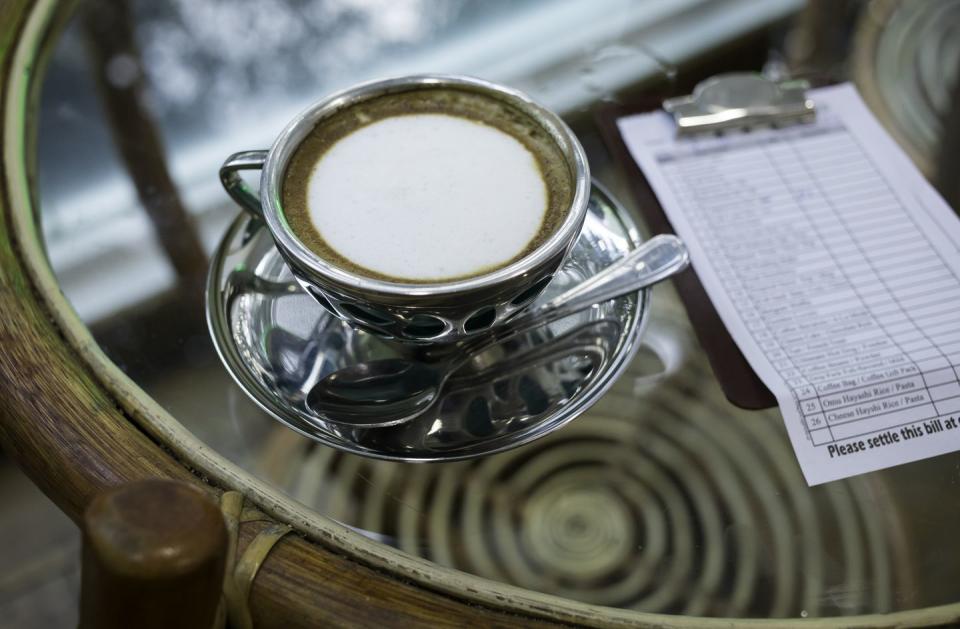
[79,480,228,629]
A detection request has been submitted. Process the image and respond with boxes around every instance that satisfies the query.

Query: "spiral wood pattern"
[260,299,912,619]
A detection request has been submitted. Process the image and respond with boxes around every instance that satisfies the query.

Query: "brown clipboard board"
[595,98,777,410]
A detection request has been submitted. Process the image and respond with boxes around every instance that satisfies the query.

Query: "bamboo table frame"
[1,1,959,626]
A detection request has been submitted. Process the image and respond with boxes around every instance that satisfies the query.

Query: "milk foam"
[306,113,547,281]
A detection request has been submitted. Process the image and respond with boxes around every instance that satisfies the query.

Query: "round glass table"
[3,0,960,626]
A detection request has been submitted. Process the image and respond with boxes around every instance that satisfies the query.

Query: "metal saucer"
[206,183,649,461]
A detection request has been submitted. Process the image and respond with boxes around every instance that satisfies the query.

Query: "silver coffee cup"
[220,74,590,344]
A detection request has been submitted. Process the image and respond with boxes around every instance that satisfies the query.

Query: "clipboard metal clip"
[663,73,815,136]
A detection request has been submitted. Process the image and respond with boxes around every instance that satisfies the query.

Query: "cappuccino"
[282,87,573,283]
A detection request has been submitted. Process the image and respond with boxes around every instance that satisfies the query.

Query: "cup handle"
[220,150,268,219]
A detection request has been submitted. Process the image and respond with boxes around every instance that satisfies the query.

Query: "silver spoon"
[306,234,689,427]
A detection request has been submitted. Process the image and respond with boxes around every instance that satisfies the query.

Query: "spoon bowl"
[306,359,441,427]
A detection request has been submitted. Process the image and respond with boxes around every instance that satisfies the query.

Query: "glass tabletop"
[35,0,960,621]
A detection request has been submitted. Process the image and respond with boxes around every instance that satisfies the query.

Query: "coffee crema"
[281,87,573,283]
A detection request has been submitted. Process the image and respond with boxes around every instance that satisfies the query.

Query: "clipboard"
[592,73,816,409]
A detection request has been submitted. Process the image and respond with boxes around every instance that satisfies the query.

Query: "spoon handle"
[512,234,688,330]
[453,234,689,358]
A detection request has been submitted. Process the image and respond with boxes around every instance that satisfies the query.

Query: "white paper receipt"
[618,83,960,485]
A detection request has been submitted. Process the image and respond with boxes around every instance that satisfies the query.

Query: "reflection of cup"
[220,74,590,344]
